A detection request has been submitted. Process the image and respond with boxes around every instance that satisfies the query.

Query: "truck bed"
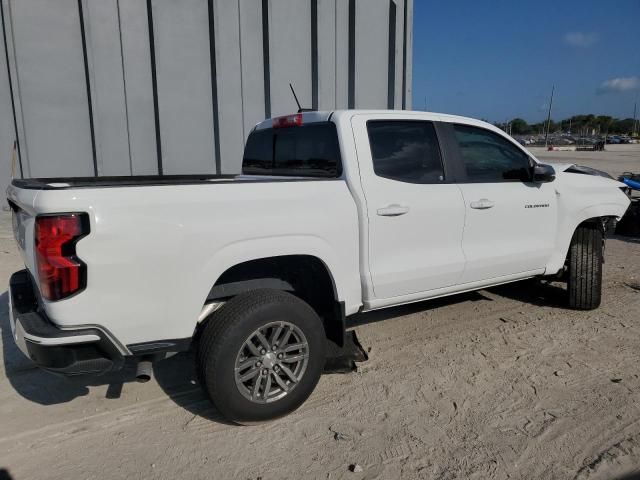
[6,174,361,345]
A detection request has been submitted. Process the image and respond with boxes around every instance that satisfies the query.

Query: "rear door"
[351,115,466,299]
[446,123,557,283]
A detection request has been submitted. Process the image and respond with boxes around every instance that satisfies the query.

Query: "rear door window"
[366,121,445,184]
[243,123,341,177]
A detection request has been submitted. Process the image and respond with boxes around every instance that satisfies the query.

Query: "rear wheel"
[567,224,603,310]
[196,289,326,423]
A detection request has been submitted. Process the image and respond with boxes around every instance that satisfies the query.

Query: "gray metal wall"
[1,0,413,196]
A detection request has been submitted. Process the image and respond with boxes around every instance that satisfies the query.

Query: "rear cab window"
[243,122,342,178]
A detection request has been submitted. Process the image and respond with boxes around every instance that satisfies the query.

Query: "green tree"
[494,114,637,136]
[610,118,635,134]
[596,115,613,133]
[510,118,531,134]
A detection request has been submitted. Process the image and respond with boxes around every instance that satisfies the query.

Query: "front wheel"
[567,224,603,310]
[196,289,326,424]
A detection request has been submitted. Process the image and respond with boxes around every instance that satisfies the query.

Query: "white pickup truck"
[7,110,630,423]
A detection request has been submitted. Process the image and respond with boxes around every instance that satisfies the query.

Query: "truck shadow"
[488,278,568,308]
[151,352,235,424]
[1,291,95,404]
[0,468,14,480]
[0,290,230,424]
[612,234,640,245]
[347,290,492,328]
[0,277,566,423]
[613,473,640,480]
[348,279,568,329]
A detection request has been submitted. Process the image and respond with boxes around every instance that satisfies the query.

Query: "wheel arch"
[546,210,615,275]
[202,254,347,346]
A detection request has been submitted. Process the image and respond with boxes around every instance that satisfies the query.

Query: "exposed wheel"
[196,289,326,423]
[567,224,603,310]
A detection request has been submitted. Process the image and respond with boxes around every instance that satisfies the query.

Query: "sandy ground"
[1,146,640,480]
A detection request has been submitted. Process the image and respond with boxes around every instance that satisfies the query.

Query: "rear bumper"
[8,270,125,376]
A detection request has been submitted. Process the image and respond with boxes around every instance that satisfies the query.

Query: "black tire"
[567,224,603,310]
[196,289,326,424]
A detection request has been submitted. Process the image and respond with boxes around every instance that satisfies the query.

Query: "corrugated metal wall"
[0,0,413,193]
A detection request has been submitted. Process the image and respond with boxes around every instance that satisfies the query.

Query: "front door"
[449,123,557,284]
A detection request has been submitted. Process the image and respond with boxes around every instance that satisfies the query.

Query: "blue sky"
[411,0,640,122]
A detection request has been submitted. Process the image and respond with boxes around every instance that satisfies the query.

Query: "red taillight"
[272,113,303,128]
[35,214,88,301]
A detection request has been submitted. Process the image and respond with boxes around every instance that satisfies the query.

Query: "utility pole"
[544,85,554,148]
[633,98,638,137]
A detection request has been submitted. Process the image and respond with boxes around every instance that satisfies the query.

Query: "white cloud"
[563,32,598,47]
[597,76,640,94]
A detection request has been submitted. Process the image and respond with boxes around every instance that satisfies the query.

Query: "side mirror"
[532,163,556,183]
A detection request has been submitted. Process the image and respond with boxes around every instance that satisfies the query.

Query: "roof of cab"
[252,109,496,131]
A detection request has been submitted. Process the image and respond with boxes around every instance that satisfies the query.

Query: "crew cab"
[7,110,630,423]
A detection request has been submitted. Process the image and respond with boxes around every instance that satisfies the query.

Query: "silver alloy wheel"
[234,321,310,404]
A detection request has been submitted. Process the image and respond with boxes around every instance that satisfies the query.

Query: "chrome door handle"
[470,199,494,209]
[377,204,410,216]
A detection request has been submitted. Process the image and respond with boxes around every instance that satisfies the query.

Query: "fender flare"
[206,278,294,301]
